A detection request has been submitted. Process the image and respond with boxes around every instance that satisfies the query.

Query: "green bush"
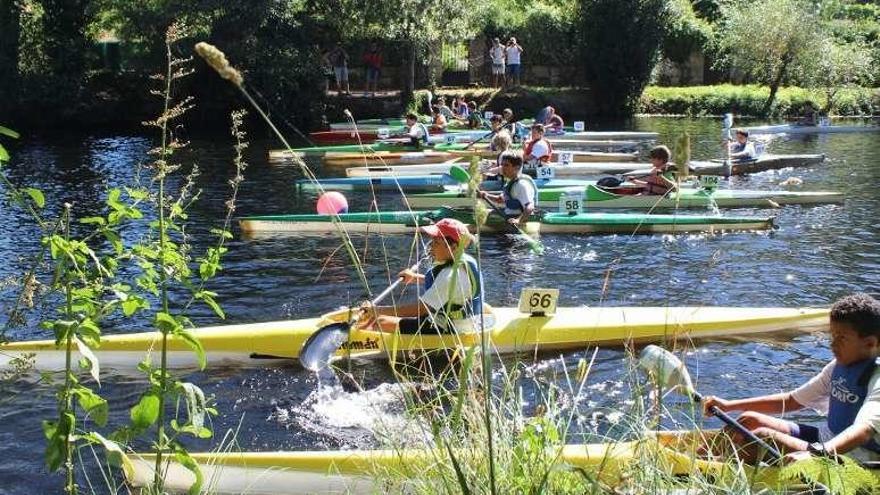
[639,84,880,116]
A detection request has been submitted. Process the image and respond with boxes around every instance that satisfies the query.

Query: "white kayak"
[744,123,880,135]
[345,162,645,178]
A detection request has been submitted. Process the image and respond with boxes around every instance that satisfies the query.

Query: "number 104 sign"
[518,288,560,316]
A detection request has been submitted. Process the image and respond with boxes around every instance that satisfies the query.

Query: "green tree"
[579,0,671,116]
[39,0,93,105]
[715,0,823,114]
[0,1,23,116]
[811,38,876,113]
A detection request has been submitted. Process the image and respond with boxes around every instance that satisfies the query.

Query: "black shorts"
[398,317,454,335]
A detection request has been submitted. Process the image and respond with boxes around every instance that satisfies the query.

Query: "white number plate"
[573,121,585,132]
[559,190,584,214]
[484,111,494,119]
[559,152,574,166]
[699,175,720,189]
[536,166,555,179]
[377,128,390,139]
[518,288,559,316]
[446,134,456,144]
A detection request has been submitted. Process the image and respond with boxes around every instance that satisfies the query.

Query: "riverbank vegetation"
[2,0,879,130]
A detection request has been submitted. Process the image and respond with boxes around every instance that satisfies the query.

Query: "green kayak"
[239,207,773,236]
[406,184,844,210]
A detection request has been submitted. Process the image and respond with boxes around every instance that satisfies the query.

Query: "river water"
[0,118,878,493]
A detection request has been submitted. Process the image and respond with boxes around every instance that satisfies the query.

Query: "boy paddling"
[357,218,483,335]
[704,293,880,463]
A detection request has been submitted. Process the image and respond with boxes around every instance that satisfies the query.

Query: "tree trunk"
[402,38,416,109]
[763,52,792,115]
[0,0,21,117]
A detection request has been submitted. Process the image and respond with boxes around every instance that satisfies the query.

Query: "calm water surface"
[0,117,878,493]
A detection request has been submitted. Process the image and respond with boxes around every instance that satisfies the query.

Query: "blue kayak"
[296,175,594,192]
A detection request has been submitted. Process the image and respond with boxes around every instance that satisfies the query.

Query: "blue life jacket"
[502,174,537,217]
[730,141,746,153]
[423,253,483,320]
[828,357,880,453]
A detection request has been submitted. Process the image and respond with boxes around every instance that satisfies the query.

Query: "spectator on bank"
[327,43,350,95]
[436,97,456,121]
[489,38,506,87]
[431,105,449,131]
[363,42,383,94]
[505,37,523,87]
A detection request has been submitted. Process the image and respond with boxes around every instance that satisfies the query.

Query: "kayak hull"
[238,210,773,235]
[407,185,844,210]
[345,162,643,178]
[320,150,640,167]
[295,176,592,192]
[688,154,826,176]
[125,429,865,494]
[744,124,880,135]
[0,306,827,372]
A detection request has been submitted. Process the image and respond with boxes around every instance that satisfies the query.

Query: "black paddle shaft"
[690,390,783,460]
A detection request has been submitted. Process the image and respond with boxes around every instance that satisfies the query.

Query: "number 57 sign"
[518,288,560,316]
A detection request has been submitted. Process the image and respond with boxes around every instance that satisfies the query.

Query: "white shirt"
[730,141,756,160]
[505,45,521,65]
[408,123,426,141]
[489,46,505,65]
[420,263,476,332]
[527,140,550,160]
[791,360,880,447]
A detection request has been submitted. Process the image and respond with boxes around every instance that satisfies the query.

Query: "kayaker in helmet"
[479,151,537,226]
[703,293,880,464]
[728,129,756,161]
[523,123,553,177]
[628,145,676,196]
[357,218,483,335]
[400,112,429,148]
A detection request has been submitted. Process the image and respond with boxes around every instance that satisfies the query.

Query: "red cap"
[420,218,472,244]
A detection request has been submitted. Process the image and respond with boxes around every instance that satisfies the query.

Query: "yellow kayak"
[125,430,873,494]
[0,306,828,372]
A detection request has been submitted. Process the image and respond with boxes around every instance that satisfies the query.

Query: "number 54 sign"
[518,288,560,316]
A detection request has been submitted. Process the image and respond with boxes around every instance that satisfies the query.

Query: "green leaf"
[121,294,149,316]
[79,216,106,225]
[77,319,101,348]
[0,144,8,162]
[0,126,20,139]
[74,335,101,386]
[154,311,182,333]
[23,188,45,208]
[52,320,76,344]
[130,393,160,430]
[174,449,204,495]
[196,291,225,319]
[85,432,135,480]
[176,328,206,370]
[73,385,108,426]
[103,229,123,255]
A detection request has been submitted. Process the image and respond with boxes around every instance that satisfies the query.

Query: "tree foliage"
[715,0,824,113]
[579,0,671,116]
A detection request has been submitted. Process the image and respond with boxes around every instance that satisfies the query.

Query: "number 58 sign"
[518,288,560,316]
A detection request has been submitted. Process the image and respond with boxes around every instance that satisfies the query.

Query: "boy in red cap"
[358,218,484,334]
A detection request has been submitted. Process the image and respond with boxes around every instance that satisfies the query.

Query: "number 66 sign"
[518,288,560,316]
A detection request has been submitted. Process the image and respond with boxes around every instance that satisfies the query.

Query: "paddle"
[638,345,783,461]
[722,113,734,177]
[447,165,545,255]
[299,258,424,371]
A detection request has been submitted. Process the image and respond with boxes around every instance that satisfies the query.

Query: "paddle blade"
[300,322,350,372]
[448,164,471,184]
[638,345,695,396]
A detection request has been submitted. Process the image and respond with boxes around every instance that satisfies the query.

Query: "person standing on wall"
[363,42,383,95]
[327,43,350,95]
[489,38,506,87]
[505,37,523,87]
